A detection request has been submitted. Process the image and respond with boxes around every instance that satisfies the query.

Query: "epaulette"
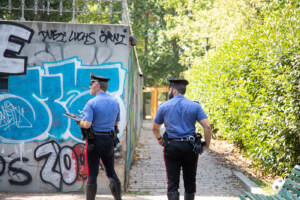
[193,101,200,104]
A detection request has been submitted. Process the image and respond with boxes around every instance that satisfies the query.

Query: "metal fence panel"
[0,0,126,24]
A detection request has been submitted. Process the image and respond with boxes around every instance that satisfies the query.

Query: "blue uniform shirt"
[154,95,207,138]
[82,92,120,132]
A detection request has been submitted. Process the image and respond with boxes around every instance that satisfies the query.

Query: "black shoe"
[184,193,195,200]
[109,178,122,200]
[86,184,97,200]
[167,191,179,200]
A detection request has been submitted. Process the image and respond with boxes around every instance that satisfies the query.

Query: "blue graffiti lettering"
[0,57,127,143]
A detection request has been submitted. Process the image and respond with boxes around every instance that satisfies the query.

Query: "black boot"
[109,178,122,200]
[86,184,97,200]
[167,191,179,200]
[184,193,195,200]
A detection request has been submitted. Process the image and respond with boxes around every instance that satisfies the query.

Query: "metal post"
[72,0,76,23]
[97,0,101,17]
[21,0,25,21]
[110,0,113,22]
[122,0,124,23]
[8,0,12,13]
[122,0,129,25]
[42,0,45,12]
[59,0,63,16]
[47,0,50,15]
[34,0,38,15]
[122,0,126,24]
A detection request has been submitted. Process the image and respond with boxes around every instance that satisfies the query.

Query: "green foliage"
[129,0,187,86]
[0,0,122,24]
[186,0,300,175]
[0,0,73,22]
[130,0,299,174]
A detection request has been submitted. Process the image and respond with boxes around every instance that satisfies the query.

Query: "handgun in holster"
[81,127,95,140]
[162,132,169,147]
[192,133,206,154]
[112,126,120,147]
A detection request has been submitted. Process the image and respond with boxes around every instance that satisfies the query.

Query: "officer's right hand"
[158,138,163,146]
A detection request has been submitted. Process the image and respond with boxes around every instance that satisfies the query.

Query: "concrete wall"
[0,21,130,193]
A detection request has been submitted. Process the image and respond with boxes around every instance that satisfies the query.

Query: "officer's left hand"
[202,145,209,152]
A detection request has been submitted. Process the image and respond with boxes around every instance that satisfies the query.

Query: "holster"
[192,133,206,154]
[81,128,95,140]
[162,132,169,147]
[112,126,120,147]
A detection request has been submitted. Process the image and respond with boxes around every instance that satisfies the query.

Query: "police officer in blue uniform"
[78,73,122,200]
[152,78,211,200]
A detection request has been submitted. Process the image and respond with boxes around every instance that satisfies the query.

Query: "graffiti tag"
[0,141,87,190]
[38,29,127,46]
[0,100,32,130]
[0,21,34,75]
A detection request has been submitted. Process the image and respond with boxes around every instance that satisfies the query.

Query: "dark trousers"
[164,141,199,193]
[86,135,120,185]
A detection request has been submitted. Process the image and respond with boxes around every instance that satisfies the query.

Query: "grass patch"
[248,176,275,195]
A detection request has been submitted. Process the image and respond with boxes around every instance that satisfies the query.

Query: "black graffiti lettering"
[99,31,106,43]
[8,157,32,185]
[38,30,48,41]
[0,155,5,176]
[38,30,67,43]
[38,29,126,46]
[106,30,114,43]
[51,30,61,41]
[69,31,96,45]
[85,32,96,45]
[70,31,82,43]
[34,141,62,190]
[0,22,34,75]
[99,30,127,45]
[34,141,85,189]
[115,34,126,45]
[53,30,67,43]
[59,146,78,185]
[77,32,86,41]
[64,154,71,170]
[8,153,14,158]
[0,142,86,189]
[68,31,76,42]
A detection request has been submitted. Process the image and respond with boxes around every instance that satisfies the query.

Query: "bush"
[187,1,300,175]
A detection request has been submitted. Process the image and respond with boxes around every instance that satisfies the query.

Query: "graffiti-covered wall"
[0,21,131,192]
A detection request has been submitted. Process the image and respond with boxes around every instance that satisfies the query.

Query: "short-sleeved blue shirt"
[82,92,120,132]
[154,95,207,138]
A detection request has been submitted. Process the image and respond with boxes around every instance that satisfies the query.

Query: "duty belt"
[94,131,113,136]
[168,136,195,142]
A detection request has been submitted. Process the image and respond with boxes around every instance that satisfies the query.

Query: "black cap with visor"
[90,73,110,83]
[168,77,189,87]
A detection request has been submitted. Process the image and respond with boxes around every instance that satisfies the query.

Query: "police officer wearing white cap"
[78,73,122,200]
[152,78,211,200]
